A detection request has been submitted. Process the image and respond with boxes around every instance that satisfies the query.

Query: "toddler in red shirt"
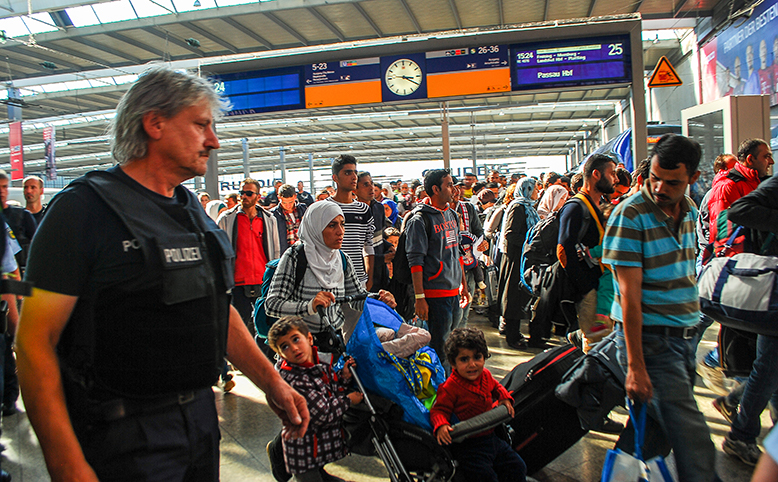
[431,327,527,482]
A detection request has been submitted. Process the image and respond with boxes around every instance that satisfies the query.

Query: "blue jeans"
[730,334,778,443]
[426,296,461,373]
[615,327,718,482]
[455,270,476,330]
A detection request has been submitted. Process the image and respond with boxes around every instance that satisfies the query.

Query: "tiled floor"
[0,313,762,481]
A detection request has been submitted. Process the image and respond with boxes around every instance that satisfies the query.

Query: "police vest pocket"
[158,233,210,305]
[204,229,236,292]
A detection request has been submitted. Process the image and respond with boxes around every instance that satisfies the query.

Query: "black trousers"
[75,388,220,482]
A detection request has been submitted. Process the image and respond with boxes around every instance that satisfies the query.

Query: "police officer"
[16,67,309,482]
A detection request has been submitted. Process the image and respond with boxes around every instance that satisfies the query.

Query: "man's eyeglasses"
[239,190,256,197]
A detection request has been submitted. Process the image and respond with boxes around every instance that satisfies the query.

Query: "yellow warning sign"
[648,56,682,88]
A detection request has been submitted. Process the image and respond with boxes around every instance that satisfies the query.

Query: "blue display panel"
[511,35,631,90]
[304,58,381,85]
[425,45,509,73]
[214,67,305,116]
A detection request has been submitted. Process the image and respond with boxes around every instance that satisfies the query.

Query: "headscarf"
[381,198,399,225]
[297,201,344,289]
[510,178,541,231]
[537,185,570,219]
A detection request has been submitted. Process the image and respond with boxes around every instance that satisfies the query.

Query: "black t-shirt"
[29,205,46,226]
[25,167,195,298]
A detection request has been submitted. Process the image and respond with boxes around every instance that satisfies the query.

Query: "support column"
[279,146,286,183]
[441,102,450,169]
[629,24,648,167]
[241,138,250,179]
[204,149,219,199]
[308,153,315,193]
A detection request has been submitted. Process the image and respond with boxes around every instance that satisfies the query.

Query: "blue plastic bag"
[346,298,445,431]
[601,400,676,482]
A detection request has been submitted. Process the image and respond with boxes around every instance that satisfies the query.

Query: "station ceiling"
[0,0,716,180]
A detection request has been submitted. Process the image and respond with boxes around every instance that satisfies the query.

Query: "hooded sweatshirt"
[405,199,463,298]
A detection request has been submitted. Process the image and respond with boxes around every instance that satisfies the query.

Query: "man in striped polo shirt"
[327,155,377,289]
[603,134,719,482]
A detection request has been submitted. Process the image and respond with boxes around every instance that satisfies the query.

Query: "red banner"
[9,121,23,181]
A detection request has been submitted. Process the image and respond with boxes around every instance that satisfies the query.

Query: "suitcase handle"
[448,404,512,443]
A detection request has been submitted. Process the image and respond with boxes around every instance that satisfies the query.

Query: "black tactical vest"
[59,169,235,400]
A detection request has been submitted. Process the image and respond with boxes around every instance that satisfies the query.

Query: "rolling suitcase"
[501,345,586,475]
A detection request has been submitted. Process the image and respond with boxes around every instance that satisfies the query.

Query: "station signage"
[214,34,631,116]
[512,35,631,90]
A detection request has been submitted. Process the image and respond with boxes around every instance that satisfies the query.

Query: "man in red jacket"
[708,138,773,252]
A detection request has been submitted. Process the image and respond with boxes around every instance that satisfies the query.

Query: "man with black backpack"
[557,154,616,348]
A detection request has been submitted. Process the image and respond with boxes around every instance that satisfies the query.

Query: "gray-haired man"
[16,67,309,482]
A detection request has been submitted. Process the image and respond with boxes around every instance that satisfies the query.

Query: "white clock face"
[385,59,422,96]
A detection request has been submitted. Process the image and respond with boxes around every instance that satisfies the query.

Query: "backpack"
[520,196,591,295]
[253,243,346,338]
[392,210,433,285]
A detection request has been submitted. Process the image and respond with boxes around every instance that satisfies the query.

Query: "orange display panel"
[427,68,511,98]
[305,80,382,109]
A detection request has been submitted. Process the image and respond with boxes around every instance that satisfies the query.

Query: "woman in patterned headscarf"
[497,178,541,350]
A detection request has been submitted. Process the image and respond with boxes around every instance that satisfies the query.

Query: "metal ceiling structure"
[0,0,716,183]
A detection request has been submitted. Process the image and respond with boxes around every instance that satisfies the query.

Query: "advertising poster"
[43,125,56,180]
[702,0,778,105]
[9,121,23,181]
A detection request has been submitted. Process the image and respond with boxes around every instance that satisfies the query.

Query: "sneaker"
[713,396,737,425]
[697,360,728,396]
[319,467,346,482]
[722,435,761,466]
[222,379,236,392]
[267,439,291,482]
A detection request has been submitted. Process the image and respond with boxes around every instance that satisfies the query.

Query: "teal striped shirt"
[602,183,699,327]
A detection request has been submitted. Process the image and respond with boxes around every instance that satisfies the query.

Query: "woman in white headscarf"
[536,184,569,220]
[265,201,395,338]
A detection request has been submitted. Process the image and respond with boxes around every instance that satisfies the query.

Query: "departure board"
[215,67,304,116]
[304,58,382,109]
[511,35,631,90]
[426,45,511,98]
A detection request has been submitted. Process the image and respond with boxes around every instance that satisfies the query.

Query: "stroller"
[318,295,512,482]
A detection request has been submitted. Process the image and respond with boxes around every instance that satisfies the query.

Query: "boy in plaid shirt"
[268,316,363,482]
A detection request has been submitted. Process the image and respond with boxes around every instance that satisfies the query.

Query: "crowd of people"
[3,65,778,482]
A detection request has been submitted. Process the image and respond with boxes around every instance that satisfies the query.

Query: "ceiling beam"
[182,21,239,54]
[37,41,131,68]
[307,7,345,42]
[103,32,165,59]
[497,0,504,27]
[263,12,309,46]
[353,3,383,37]
[141,27,203,56]
[220,17,273,50]
[5,45,82,71]
[2,55,63,76]
[587,0,597,18]
[68,37,142,64]
[672,0,692,17]
[632,0,646,13]
[543,0,550,22]
[398,0,422,34]
[448,0,462,30]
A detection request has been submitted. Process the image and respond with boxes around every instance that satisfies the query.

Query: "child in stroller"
[431,327,527,482]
